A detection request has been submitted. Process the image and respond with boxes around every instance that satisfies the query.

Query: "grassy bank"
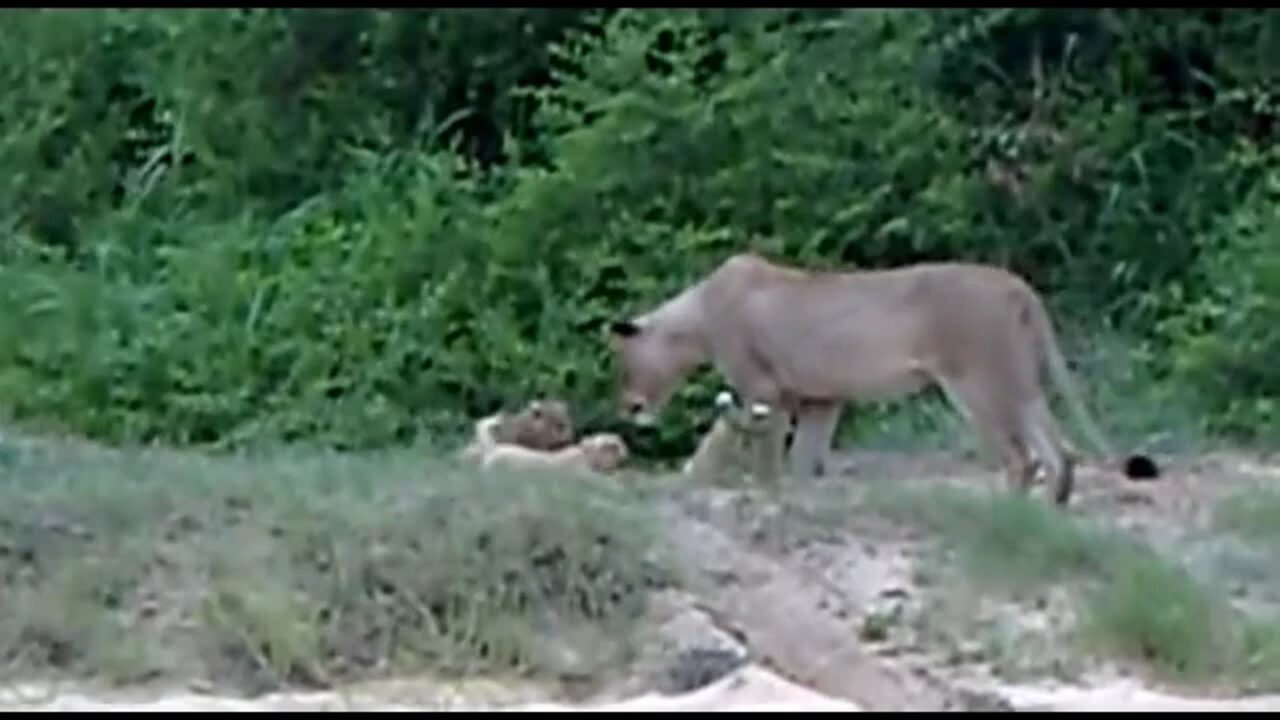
[0,433,672,694]
[862,484,1280,690]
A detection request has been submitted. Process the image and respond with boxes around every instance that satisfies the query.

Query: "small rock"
[635,591,750,695]
[950,687,1014,712]
[706,569,740,586]
[874,644,904,657]
[945,640,987,666]
[137,599,160,619]
[859,615,892,643]
[657,648,747,695]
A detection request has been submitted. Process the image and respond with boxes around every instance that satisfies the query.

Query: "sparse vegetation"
[866,486,1119,588]
[858,483,1280,690]
[1214,486,1280,548]
[0,436,672,694]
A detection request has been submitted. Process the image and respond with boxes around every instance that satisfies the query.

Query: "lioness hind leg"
[1022,398,1078,506]
[936,376,1038,496]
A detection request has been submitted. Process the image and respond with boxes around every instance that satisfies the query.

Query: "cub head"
[609,317,705,427]
[579,432,630,473]
[507,399,575,451]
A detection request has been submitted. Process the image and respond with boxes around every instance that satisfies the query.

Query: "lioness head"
[609,318,705,426]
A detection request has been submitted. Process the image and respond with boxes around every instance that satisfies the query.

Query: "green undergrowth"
[0,434,674,694]
[1,10,1276,455]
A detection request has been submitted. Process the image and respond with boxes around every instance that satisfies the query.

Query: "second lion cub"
[682,390,780,486]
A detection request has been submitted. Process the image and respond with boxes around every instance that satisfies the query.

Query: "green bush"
[0,152,495,448]
[1160,157,1280,442]
[0,9,1274,452]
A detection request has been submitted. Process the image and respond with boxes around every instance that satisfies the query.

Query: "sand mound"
[996,680,1280,712]
[0,666,860,713]
[513,666,863,712]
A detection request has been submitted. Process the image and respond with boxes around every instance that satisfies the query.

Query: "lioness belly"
[763,328,931,403]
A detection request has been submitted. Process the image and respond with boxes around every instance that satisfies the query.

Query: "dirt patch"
[654,447,1280,710]
[656,496,946,711]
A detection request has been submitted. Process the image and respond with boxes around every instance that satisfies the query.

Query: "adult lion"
[607,253,1158,506]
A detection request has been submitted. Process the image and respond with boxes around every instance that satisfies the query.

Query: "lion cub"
[459,398,576,462]
[482,432,630,476]
[683,390,780,485]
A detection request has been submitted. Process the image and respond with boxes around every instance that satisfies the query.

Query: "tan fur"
[459,399,576,462]
[460,414,506,463]
[504,399,575,450]
[609,252,1158,505]
[683,391,780,486]
[481,432,630,476]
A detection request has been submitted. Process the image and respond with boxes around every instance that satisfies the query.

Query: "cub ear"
[609,319,641,338]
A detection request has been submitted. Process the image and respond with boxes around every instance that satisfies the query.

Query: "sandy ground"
[0,667,861,712]
[7,668,1280,712]
[996,680,1280,712]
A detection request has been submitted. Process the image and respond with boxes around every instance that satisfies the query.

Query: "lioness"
[608,252,1159,506]
[683,390,781,486]
[482,432,630,476]
[459,399,576,462]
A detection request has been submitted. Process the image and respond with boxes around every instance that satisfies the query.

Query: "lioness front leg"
[736,394,789,487]
[759,407,790,486]
[790,401,842,479]
[716,356,790,486]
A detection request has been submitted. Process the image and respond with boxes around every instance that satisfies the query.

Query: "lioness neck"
[645,281,710,359]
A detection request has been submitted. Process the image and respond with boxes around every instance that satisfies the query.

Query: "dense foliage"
[0,9,1275,454]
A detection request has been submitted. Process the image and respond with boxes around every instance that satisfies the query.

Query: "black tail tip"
[1123,454,1160,481]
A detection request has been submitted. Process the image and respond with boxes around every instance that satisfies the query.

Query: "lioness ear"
[609,319,641,338]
